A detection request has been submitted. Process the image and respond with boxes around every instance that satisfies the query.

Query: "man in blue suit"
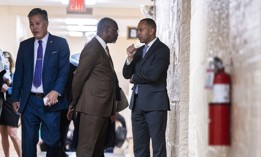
[123,18,170,157]
[12,8,70,157]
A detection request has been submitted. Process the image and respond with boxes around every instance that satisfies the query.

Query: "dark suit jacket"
[12,33,70,113]
[123,38,170,111]
[70,37,116,117]
[65,63,77,104]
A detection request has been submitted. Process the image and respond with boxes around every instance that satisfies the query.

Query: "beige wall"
[0,6,19,55]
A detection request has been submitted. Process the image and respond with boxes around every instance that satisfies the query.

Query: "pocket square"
[51,51,58,54]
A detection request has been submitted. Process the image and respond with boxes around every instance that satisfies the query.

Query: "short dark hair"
[28,8,48,22]
[97,17,117,34]
[140,18,157,30]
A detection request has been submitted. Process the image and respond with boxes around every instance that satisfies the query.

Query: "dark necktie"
[106,46,114,68]
[33,40,43,88]
[105,46,110,56]
[135,45,149,94]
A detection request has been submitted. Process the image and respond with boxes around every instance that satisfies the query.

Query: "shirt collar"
[95,35,107,50]
[146,37,157,47]
[35,33,49,44]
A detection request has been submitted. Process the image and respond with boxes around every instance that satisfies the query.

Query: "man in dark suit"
[12,8,70,157]
[67,17,119,157]
[123,18,170,157]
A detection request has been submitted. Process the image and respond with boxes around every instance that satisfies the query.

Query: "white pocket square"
[51,51,58,54]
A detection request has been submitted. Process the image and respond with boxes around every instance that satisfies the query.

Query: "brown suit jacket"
[70,37,116,117]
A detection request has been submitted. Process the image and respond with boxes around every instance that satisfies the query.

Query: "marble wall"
[156,0,261,156]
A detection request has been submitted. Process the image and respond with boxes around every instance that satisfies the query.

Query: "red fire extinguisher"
[208,57,231,145]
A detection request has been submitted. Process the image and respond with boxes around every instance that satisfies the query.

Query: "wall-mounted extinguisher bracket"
[205,56,225,89]
[208,56,231,146]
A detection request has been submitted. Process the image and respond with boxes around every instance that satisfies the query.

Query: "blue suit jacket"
[123,38,170,111]
[12,34,70,113]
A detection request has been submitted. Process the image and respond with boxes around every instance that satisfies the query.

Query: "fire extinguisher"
[208,57,231,145]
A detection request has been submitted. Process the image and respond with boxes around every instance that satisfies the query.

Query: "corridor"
[1,0,261,157]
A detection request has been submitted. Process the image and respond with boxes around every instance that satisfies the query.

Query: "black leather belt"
[30,92,45,98]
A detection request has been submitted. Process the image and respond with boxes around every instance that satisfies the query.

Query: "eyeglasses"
[110,27,119,33]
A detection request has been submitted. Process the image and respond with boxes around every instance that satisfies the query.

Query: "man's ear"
[149,27,156,36]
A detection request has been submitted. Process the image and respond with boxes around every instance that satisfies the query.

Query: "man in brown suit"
[68,17,119,157]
